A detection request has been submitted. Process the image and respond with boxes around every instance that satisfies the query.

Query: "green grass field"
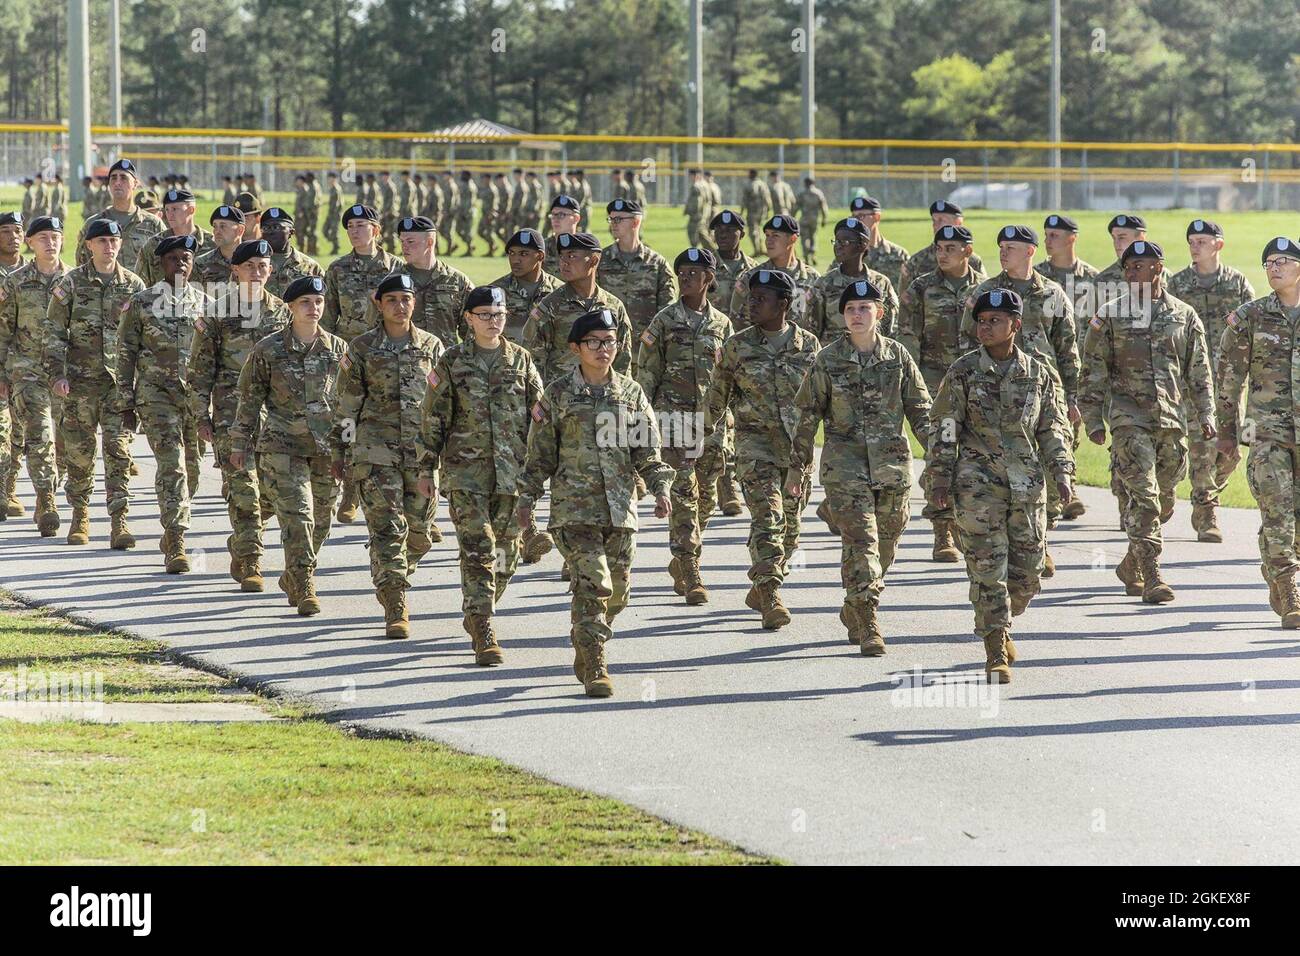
[0,600,765,865]
[2,187,1268,508]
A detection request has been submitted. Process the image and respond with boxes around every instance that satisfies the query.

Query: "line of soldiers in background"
[18,174,69,222]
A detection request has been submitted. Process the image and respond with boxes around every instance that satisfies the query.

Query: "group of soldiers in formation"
[1,155,1297,695]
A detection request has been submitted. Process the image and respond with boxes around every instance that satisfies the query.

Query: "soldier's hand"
[197,423,214,443]
[121,409,137,433]
[786,480,804,498]
[931,489,950,511]
[1067,403,1082,426]
[654,494,671,519]
[516,502,533,530]
[53,378,70,397]
[229,450,246,471]
[332,461,347,482]
[417,476,435,498]
[1088,429,1106,445]
[1201,421,1217,441]
[1057,481,1073,505]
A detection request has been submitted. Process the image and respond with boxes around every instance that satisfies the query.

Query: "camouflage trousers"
[261,452,339,577]
[920,365,953,522]
[686,217,706,248]
[356,463,434,591]
[553,523,636,650]
[6,381,56,492]
[1111,425,1186,558]
[799,221,820,260]
[477,213,495,247]
[739,459,811,586]
[743,210,767,254]
[695,440,727,529]
[455,211,475,250]
[954,472,1047,638]
[323,217,339,253]
[664,445,725,560]
[447,490,521,618]
[825,483,911,604]
[1,392,28,489]
[381,214,397,252]
[1245,441,1300,584]
[299,210,318,255]
[138,403,193,533]
[215,433,264,561]
[63,376,132,515]
[1184,392,1228,518]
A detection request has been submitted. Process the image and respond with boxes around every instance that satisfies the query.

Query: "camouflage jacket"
[865,235,911,291]
[336,324,445,469]
[520,368,673,530]
[728,257,820,331]
[231,325,347,459]
[322,248,401,342]
[597,242,679,339]
[522,283,633,384]
[899,244,985,293]
[326,182,343,219]
[959,270,1078,404]
[636,299,733,414]
[379,180,397,216]
[684,181,710,218]
[186,288,291,431]
[132,225,215,286]
[193,246,236,289]
[76,206,165,269]
[420,337,542,494]
[896,264,986,383]
[1167,263,1255,368]
[1216,293,1300,446]
[375,258,473,346]
[489,270,563,345]
[116,282,207,410]
[792,334,932,491]
[710,252,757,320]
[0,261,68,387]
[809,261,900,342]
[929,345,1073,501]
[1079,288,1213,436]
[796,187,829,225]
[46,262,146,383]
[265,247,325,301]
[0,256,27,280]
[456,179,478,212]
[1036,257,1101,344]
[705,321,821,471]
[742,179,772,217]
[542,234,564,278]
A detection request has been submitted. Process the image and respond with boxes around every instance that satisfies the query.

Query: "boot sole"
[685,591,708,605]
[1142,590,1175,604]
[860,641,886,657]
[67,536,89,546]
[111,539,137,550]
[166,561,191,574]
[241,578,265,593]
[1197,532,1223,543]
[932,552,960,563]
[1282,612,1300,630]
[475,651,504,666]
[720,505,743,516]
[762,612,791,630]
[584,681,613,698]
[386,628,410,639]
[298,601,321,616]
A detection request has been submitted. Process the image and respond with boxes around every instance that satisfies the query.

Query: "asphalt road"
[3,437,1297,864]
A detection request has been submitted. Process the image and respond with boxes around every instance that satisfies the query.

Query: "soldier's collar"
[977,345,1024,374]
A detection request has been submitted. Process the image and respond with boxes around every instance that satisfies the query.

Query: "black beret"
[506,228,544,250]
[709,209,745,230]
[0,212,22,228]
[550,195,580,212]
[1107,214,1146,233]
[996,224,1038,245]
[465,286,508,310]
[606,198,642,215]
[567,308,618,343]
[850,195,881,213]
[1043,213,1078,233]
[374,272,416,299]
[1186,218,1223,239]
[162,188,195,205]
[156,234,199,257]
[283,275,327,303]
[230,239,272,264]
[261,207,294,226]
[838,279,884,311]
[555,232,601,252]
[973,288,1023,317]
[211,205,245,225]
[1261,237,1300,265]
[763,214,799,235]
[930,199,963,216]
[84,218,123,240]
[26,215,62,237]
[934,224,973,245]
[674,247,717,272]
[397,216,435,234]
[833,217,868,236]
[108,158,138,177]
[1120,239,1163,263]
[233,192,261,214]
[751,268,795,299]
[342,204,379,226]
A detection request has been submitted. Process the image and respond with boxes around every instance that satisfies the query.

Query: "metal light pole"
[109,0,123,137]
[801,0,815,178]
[67,0,92,200]
[1050,0,1062,208]
[687,0,703,168]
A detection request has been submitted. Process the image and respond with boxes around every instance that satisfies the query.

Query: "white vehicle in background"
[945,182,1034,210]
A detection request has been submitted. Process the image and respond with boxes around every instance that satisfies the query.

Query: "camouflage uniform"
[795,186,829,262]
[322,248,400,343]
[193,246,236,289]
[116,281,206,534]
[46,262,146,517]
[232,325,346,588]
[728,258,819,332]
[929,346,1073,638]
[792,335,931,615]
[710,251,757,320]
[455,179,478,253]
[76,206,164,270]
[421,337,542,622]
[770,179,796,216]
[378,178,397,252]
[705,322,821,584]
[324,180,343,254]
[490,269,562,345]
[301,179,321,255]
[741,180,772,256]
[1036,257,1101,344]
[1079,287,1214,562]
[865,235,911,292]
[367,258,472,346]
[1168,263,1255,523]
[187,288,290,566]
[596,242,678,364]
[1216,293,1300,586]
[684,181,711,247]
[266,246,324,301]
[133,226,214,287]
[522,179,544,233]
[899,243,985,294]
[477,180,499,252]
[809,262,900,342]
[636,299,734,564]
[523,284,634,384]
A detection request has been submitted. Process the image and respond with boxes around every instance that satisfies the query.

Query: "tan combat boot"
[165,531,191,574]
[816,499,841,537]
[1061,498,1086,521]
[931,519,960,562]
[840,603,860,645]
[983,628,1012,683]
[1138,548,1174,604]
[66,506,89,546]
[570,629,587,684]
[582,639,613,698]
[1277,572,1300,630]
[1115,546,1144,596]
[745,580,791,630]
[1192,503,1223,543]
[681,556,709,605]
[5,469,23,517]
[128,459,140,478]
[465,613,503,665]
[241,558,265,593]
[227,535,244,583]
[297,573,320,615]
[279,568,300,607]
[1159,494,1175,524]
[336,485,358,523]
[1042,550,1056,577]
[560,561,571,583]
[109,511,136,550]
[1010,587,1032,617]
[380,587,410,639]
[35,489,59,537]
[427,522,443,543]
[668,556,685,596]
[857,602,885,657]
[718,470,743,516]
[520,526,553,564]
